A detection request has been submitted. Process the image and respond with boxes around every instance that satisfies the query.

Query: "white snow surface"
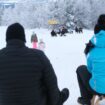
[1,26,105,105]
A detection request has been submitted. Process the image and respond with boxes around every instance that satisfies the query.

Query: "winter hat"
[6,23,26,42]
[97,14,105,25]
[94,24,105,34]
[94,14,105,34]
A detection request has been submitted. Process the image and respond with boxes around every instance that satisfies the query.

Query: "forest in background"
[0,0,105,29]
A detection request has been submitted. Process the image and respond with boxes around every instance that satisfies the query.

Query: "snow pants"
[76,65,100,100]
[33,42,37,48]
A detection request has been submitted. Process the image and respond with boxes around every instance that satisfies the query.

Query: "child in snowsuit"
[38,39,45,52]
[31,32,38,48]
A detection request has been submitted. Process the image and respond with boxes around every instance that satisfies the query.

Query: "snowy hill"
[0,27,98,105]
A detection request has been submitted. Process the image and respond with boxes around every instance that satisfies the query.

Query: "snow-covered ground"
[1,26,103,105]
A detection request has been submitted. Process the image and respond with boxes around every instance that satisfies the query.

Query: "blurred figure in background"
[61,27,68,36]
[31,32,38,48]
[51,29,57,37]
[38,38,46,52]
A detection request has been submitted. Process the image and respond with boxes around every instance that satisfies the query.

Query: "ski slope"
[1,26,105,105]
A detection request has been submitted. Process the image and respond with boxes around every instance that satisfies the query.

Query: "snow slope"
[0,26,100,105]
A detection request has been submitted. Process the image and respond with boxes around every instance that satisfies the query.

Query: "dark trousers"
[76,65,99,100]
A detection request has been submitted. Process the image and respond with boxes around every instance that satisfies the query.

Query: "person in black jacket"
[0,23,69,105]
[61,27,68,36]
[51,29,57,37]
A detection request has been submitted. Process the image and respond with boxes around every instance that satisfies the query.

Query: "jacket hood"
[91,30,105,48]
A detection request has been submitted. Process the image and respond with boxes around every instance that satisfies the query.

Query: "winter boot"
[77,97,91,105]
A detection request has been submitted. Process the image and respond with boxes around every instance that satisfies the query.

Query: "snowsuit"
[88,30,105,94]
[76,30,105,102]
[38,40,45,52]
[31,33,38,48]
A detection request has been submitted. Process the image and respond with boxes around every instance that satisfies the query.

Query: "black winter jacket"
[0,39,61,105]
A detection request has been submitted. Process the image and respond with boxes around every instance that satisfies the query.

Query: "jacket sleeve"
[40,52,61,105]
[86,53,92,73]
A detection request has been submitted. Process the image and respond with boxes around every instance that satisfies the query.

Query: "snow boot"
[78,97,91,105]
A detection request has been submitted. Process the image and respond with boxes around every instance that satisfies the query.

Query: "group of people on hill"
[51,26,70,37]
[75,26,83,33]
[0,14,105,105]
[51,26,83,37]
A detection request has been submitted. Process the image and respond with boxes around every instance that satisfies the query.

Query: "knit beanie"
[6,23,26,42]
[94,14,105,34]
[97,14,105,25]
[94,24,105,34]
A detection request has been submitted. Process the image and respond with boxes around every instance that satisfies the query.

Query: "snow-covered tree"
[0,8,4,25]
[1,0,105,29]
[90,0,105,27]
[1,0,50,28]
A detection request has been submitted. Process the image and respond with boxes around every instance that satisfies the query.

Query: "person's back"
[88,30,105,93]
[0,23,69,105]
[0,41,47,105]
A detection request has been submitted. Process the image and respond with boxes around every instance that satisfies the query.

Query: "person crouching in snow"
[31,32,38,48]
[76,14,105,105]
[38,39,45,52]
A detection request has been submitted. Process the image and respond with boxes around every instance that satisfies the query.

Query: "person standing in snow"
[76,14,105,105]
[0,23,69,105]
[31,32,38,48]
[38,39,45,52]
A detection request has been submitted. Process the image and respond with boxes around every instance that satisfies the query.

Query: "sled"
[91,95,105,105]
[79,95,105,105]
